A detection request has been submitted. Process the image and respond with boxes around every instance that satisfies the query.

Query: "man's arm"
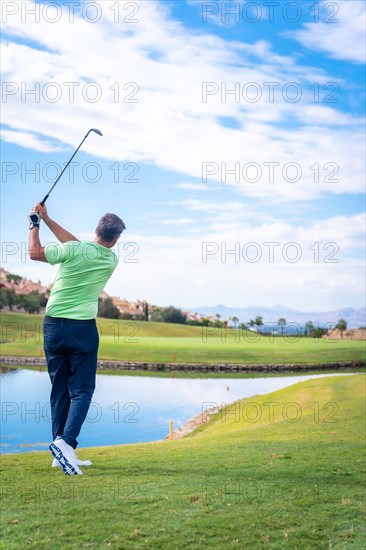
[36,203,79,243]
[28,226,48,262]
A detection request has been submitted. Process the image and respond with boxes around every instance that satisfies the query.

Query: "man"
[28,203,125,475]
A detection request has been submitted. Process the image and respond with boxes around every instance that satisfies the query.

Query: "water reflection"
[0,368,354,453]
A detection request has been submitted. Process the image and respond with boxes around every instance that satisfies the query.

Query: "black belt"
[44,316,95,324]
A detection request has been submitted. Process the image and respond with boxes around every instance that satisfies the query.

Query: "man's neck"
[93,237,113,249]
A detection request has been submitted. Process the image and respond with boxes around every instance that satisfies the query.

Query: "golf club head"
[90,128,103,136]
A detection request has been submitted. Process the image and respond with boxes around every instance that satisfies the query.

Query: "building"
[0,268,48,295]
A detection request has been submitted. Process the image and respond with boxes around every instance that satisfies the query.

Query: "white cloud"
[186,0,269,27]
[113,213,365,309]
[7,213,365,310]
[1,129,66,153]
[113,214,365,309]
[1,0,364,202]
[169,199,244,212]
[287,0,366,64]
[172,183,212,191]
[161,218,194,225]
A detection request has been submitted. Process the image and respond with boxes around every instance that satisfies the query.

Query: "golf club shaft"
[40,129,97,205]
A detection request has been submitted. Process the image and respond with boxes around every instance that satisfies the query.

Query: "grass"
[1,312,365,365]
[0,374,365,549]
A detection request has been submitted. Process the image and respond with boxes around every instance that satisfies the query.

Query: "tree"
[0,290,5,310]
[232,316,239,325]
[336,319,347,338]
[21,292,41,314]
[0,288,17,311]
[187,319,202,326]
[278,317,287,336]
[144,301,149,321]
[150,307,164,322]
[98,298,120,319]
[255,316,263,333]
[304,321,314,337]
[161,306,187,325]
[312,327,328,338]
[40,293,48,308]
[6,273,22,285]
[119,312,133,320]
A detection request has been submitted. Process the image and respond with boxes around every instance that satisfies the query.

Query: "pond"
[0,369,353,453]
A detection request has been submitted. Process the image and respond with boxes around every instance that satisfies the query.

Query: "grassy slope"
[0,312,203,338]
[1,312,365,365]
[1,375,365,549]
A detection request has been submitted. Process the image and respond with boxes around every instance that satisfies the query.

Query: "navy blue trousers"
[43,316,99,449]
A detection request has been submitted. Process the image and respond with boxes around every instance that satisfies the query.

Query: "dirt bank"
[324,328,366,340]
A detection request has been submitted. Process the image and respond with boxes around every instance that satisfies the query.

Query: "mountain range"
[187,304,366,328]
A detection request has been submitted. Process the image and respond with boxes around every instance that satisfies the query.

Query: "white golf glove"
[28,210,41,230]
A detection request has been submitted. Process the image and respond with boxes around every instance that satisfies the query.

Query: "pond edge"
[1,355,365,373]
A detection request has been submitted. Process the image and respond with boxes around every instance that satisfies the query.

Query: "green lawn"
[1,375,365,549]
[1,312,365,365]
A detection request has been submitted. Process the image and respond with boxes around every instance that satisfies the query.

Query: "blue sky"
[1,0,365,311]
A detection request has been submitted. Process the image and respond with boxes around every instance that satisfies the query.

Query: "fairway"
[1,312,365,365]
[1,375,365,549]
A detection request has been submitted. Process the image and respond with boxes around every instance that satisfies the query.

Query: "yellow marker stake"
[169,420,173,440]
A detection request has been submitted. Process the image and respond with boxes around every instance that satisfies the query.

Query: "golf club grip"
[40,195,49,206]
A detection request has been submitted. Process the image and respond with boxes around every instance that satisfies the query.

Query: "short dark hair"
[96,213,126,242]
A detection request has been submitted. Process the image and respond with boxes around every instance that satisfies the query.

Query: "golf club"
[40,128,103,205]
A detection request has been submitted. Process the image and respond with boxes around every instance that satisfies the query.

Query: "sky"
[1,0,365,312]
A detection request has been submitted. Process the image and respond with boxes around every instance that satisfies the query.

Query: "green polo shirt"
[44,241,118,320]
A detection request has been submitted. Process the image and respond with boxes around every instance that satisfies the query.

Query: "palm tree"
[336,319,347,338]
[278,317,286,336]
[305,321,314,337]
[255,316,263,334]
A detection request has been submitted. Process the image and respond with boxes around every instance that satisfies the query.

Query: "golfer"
[28,203,125,475]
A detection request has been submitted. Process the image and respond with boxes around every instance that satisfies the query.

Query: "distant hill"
[186,304,366,329]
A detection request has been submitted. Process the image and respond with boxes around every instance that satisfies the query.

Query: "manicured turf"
[0,375,365,549]
[1,312,365,365]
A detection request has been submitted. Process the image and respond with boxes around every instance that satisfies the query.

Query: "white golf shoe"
[49,438,83,475]
[52,457,92,468]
